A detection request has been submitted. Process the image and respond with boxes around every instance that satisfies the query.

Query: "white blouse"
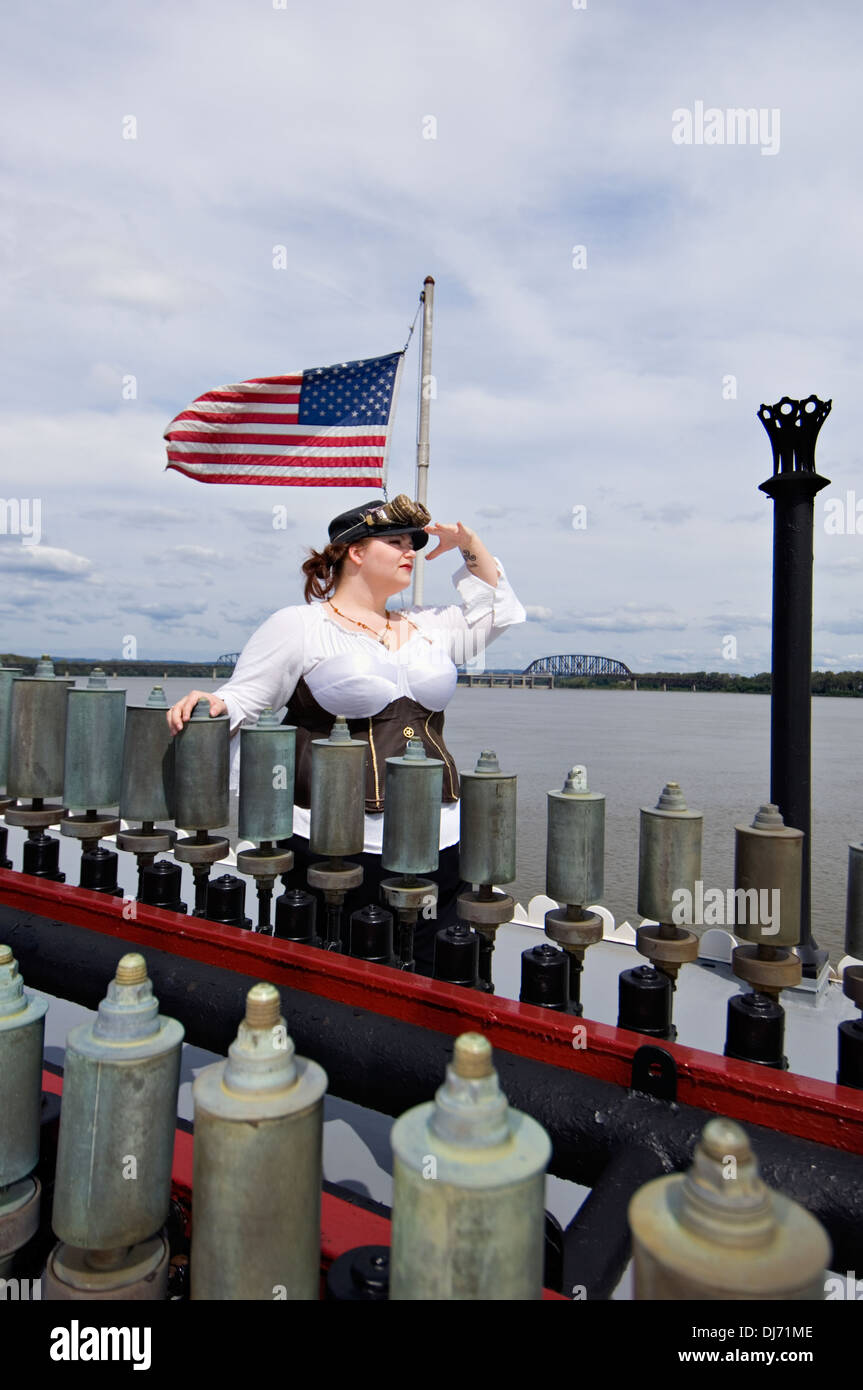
[215,559,525,851]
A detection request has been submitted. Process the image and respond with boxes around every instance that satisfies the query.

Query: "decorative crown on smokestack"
[757,395,832,475]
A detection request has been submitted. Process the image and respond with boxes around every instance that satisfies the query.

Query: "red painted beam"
[9,869,861,1154]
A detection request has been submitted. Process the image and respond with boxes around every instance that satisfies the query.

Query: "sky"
[1,0,861,673]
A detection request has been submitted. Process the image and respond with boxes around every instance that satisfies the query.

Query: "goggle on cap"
[328,494,431,550]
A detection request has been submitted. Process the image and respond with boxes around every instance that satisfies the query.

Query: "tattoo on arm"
[461,548,479,568]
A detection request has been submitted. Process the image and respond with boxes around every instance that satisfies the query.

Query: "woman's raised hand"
[423,521,477,560]
[423,523,499,587]
[166,690,228,735]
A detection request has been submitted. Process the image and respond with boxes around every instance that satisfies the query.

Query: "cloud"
[0,587,45,609]
[627,504,697,527]
[703,612,770,631]
[524,605,553,620]
[821,554,863,572]
[653,650,697,666]
[118,600,209,628]
[818,614,863,636]
[237,510,297,534]
[165,545,227,566]
[475,505,514,520]
[0,545,93,577]
[218,610,271,631]
[0,410,169,493]
[576,607,687,634]
[36,242,209,315]
[40,611,115,627]
[88,506,194,527]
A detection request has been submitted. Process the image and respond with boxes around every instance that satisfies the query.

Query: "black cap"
[327,494,430,550]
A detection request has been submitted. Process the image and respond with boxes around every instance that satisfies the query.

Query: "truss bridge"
[524,654,633,679]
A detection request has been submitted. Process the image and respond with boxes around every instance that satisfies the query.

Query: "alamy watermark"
[0,498,42,546]
[722,374,738,400]
[825,1270,863,1300]
[672,101,780,157]
[0,1277,42,1299]
[823,490,863,536]
[671,880,779,935]
[50,1321,151,1370]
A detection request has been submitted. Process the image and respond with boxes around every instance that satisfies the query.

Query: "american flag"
[164,351,404,487]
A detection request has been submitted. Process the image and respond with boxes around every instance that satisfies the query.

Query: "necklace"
[327,602,434,648]
[328,601,393,646]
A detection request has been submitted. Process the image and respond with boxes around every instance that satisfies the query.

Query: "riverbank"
[558,671,863,695]
[3,654,863,694]
[0,655,234,679]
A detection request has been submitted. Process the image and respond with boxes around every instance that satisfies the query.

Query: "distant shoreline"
[554,671,863,697]
[0,655,235,680]
[3,653,862,696]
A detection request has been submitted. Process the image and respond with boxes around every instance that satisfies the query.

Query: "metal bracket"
[631,1045,677,1102]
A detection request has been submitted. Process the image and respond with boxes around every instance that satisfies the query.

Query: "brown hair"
[302,539,369,603]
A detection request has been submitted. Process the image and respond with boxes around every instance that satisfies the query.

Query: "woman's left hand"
[423,522,499,587]
[423,521,477,561]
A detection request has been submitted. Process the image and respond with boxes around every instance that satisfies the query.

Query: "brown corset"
[284,677,460,813]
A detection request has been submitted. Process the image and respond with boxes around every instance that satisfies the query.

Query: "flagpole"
[412,275,434,606]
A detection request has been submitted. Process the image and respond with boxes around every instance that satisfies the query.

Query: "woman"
[167,494,526,972]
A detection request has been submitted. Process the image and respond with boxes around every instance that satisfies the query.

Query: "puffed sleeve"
[407,559,526,666]
[452,558,526,633]
[213,606,306,734]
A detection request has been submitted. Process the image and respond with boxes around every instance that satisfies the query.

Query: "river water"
[101,678,859,964]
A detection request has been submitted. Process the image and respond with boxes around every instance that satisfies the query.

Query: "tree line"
[4,653,862,695]
[0,655,234,679]
[558,670,863,695]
